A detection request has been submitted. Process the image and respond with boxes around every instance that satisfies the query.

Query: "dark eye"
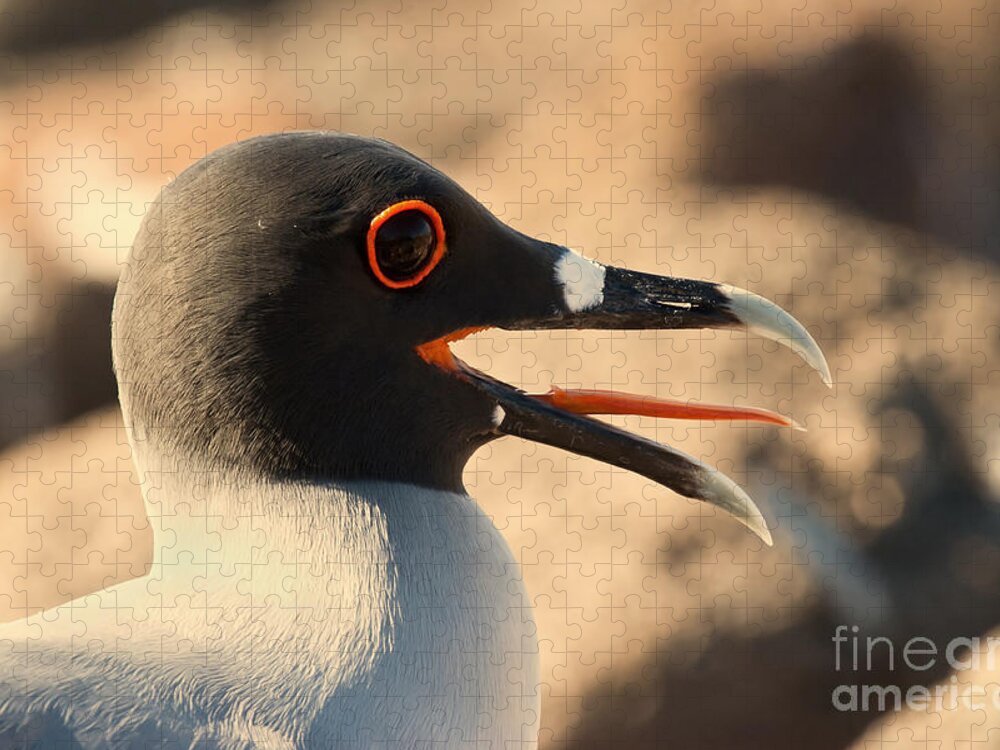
[375,210,434,280]
[367,200,446,289]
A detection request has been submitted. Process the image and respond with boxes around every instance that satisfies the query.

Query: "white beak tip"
[719,283,833,389]
[694,460,773,547]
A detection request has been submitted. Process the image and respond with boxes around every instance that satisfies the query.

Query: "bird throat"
[127,462,541,741]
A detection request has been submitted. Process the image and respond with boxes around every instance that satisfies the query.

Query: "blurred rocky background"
[1,1,999,748]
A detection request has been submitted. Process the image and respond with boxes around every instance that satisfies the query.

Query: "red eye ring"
[366,199,447,289]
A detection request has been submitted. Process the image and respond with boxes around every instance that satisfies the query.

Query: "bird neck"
[120,439,539,738]
[135,463,393,588]
[127,440,498,608]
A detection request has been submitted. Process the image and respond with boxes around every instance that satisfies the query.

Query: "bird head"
[113,131,832,544]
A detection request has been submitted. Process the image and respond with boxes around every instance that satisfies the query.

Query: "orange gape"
[415,326,491,371]
[417,329,798,429]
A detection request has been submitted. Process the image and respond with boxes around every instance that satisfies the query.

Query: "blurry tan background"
[1,1,999,747]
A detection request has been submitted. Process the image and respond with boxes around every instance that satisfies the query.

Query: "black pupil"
[374,209,436,282]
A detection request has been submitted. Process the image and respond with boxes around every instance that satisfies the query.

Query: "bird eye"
[367,200,447,289]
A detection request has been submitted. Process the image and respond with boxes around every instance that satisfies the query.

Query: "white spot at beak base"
[555,250,606,312]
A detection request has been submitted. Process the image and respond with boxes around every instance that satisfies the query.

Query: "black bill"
[417,258,832,546]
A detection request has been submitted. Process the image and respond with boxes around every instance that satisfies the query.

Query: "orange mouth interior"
[416,327,799,429]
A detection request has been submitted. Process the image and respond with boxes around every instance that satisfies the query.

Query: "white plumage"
[0,476,539,747]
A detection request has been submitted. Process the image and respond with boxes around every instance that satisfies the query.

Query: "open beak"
[417,255,832,547]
